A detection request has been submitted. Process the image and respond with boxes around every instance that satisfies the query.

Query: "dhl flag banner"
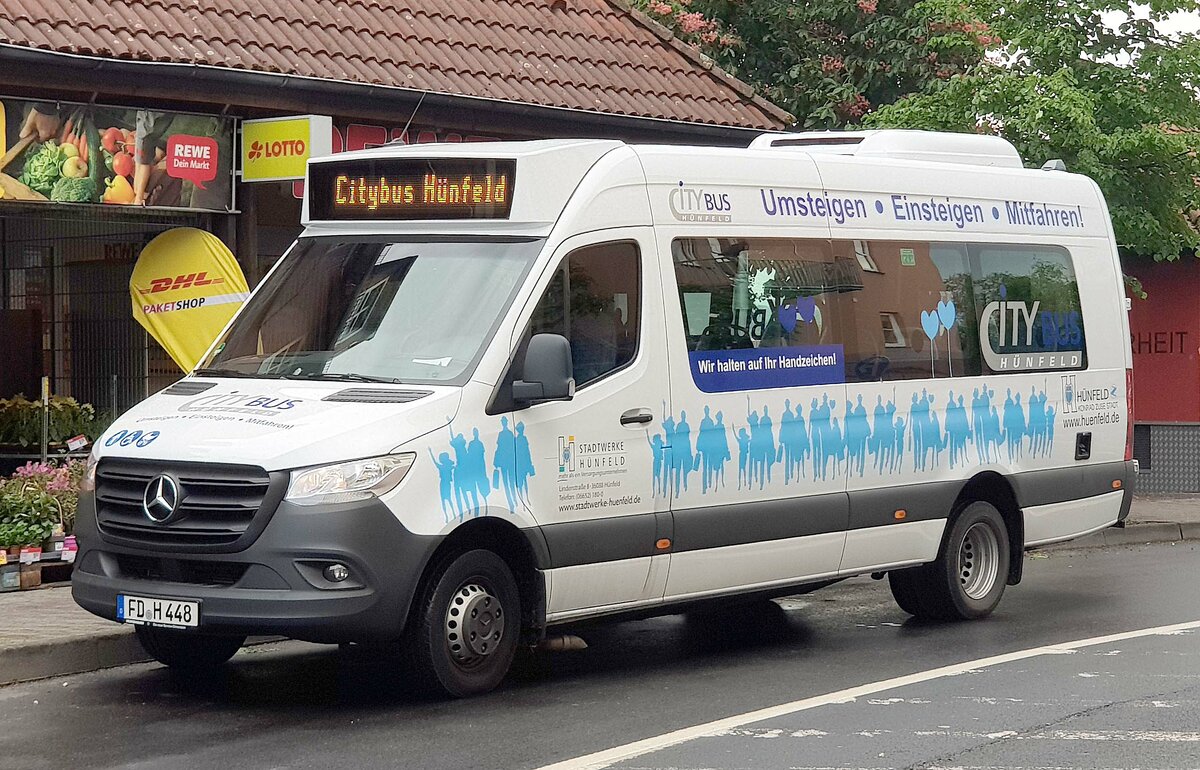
[131,227,249,371]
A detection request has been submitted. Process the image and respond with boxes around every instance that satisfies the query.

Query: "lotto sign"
[241,115,332,182]
[130,228,250,371]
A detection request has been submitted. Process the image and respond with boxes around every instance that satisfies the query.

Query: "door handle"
[620,408,654,426]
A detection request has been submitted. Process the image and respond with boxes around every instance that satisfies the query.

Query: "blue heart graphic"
[920,310,940,341]
[796,296,816,323]
[936,299,957,329]
[778,303,798,333]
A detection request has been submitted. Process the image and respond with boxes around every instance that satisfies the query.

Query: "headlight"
[79,447,99,493]
[286,453,415,505]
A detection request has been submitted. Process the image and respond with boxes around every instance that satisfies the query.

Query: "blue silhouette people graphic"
[648,432,667,497]
[694,406,730,494]
[714,410,731,489]
[845,395,870,477]
[945,392,972,469]
[1003,388,1027,461]
[779,400,804,484]
[448,425,478,518]
[514,422,535,505]
[429,449,456,522]
[466,428,490,511]
[749,401,777,489]
[826,406,845,478]
[736,424,751,490]
[493,416,517,510]
[675,410,695,494]
[809,397,824,480]
[633,380,1060,495]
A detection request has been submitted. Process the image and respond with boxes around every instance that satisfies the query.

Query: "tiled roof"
[0,0,792,130]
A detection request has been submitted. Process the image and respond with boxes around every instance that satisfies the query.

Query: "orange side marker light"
[894,510,907,520]
[656,538,672,550]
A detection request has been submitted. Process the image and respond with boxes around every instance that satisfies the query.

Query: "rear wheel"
[134,626,245,670]
[405,549,521,698]
[889,500,1009,621]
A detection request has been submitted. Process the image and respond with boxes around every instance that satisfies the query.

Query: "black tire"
[888,500,1010,621]
[405,549,521,698]
[134,626,245,669]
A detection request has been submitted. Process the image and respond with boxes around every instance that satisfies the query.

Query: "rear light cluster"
[1125,367,1134,462]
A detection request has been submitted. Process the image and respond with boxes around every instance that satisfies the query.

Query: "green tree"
[630,0,991,126]
[866,1,1200,261]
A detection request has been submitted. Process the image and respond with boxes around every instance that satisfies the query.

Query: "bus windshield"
[200,236,543,385]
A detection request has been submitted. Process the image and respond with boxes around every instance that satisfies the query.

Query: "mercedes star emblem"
[142,474,181,523]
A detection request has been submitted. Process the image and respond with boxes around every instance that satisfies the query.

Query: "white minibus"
[74,131,1134,696]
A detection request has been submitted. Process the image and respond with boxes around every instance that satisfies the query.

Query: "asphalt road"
[2,543,1199,770]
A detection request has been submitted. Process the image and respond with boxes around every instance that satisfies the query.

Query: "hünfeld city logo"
[979,284,1083,371]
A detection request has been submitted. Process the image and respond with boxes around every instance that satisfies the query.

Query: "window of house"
[854,239,879,272]
[881,312,905,347]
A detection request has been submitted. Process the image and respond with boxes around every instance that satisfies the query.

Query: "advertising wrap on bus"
[73,133,1133,698]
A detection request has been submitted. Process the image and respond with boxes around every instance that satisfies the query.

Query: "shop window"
[527,241,640,386]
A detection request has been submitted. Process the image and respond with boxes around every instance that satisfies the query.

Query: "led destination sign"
[309,159,516,220]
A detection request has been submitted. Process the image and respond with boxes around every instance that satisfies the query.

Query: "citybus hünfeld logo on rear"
[669,181,731,223]
[978,284,1083,372]
[142,474,181,523]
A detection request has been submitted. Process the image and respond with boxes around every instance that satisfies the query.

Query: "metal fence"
[1,204,209,416]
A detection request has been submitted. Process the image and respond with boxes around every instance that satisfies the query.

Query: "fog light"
[323,563,351,583]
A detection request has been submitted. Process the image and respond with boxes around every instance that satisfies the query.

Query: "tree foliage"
[631,0,992,126]
[866,1,1200,260]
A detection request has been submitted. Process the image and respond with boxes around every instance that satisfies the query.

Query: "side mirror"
[512,334,575,404]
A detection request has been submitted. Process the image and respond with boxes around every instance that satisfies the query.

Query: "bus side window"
[527,241,641,387]
[671,236,851,353]
[835,240,980,381]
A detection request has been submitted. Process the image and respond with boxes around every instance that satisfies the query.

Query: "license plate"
[117,595,199,628]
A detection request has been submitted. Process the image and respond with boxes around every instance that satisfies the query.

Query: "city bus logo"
[669,181,732,223]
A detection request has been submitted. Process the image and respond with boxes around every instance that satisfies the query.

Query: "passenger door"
[660,235,851,601]
[508,231,671,620]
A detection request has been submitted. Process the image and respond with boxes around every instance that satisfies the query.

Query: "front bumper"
[72,492,441,643]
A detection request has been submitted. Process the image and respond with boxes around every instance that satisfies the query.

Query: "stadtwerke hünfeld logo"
[558,435,575,473]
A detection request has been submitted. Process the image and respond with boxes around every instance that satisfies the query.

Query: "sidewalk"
[3,495,1200,687]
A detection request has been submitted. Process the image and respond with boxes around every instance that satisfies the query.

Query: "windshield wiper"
[193,367,262,379]
[284,372,403,384]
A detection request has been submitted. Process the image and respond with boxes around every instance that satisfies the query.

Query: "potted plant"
[0,395,108,473]
[0,478,61,589]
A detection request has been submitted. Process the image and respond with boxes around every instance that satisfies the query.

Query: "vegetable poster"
[0,98,233,212]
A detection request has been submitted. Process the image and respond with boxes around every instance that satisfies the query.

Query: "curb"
[0,628,147,687]
[1044,522,1189,551]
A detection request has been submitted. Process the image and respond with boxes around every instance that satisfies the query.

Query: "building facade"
[0,0,791,419]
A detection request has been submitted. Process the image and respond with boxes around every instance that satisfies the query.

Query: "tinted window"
[672,237,857,353]
[528,241,640,386]
[972,245,1085,373]
[834,240,980,382]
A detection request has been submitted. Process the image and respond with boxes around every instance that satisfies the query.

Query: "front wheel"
[889,500,1010,621]
[405,549,521,697]
[134,626,245,670]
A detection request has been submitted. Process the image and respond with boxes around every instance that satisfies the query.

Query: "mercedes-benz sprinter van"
[73,132,1134,696]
